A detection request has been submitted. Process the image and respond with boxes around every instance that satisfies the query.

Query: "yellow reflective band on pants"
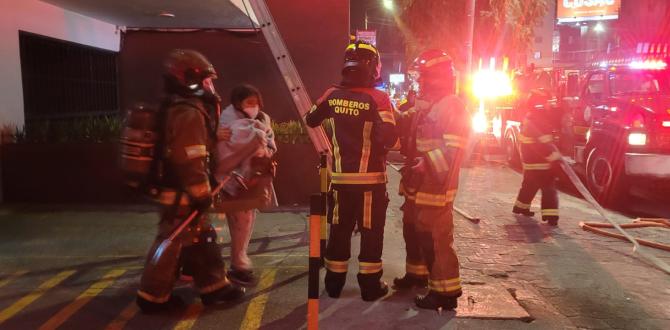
[363,191,373,229]
[325,259,348,273]
[429,277,462,294]
[538,134,554,143]
[156,190,190,206]
[331,172,387,185]
[415,190,457,207]
[515,200,531,209]
[416,138,443,152]
[137,290,170,304]
[427,149,449,173]
[359,261,382,274]
[186,181,211,199]
[523,163,551,171]
[406,263,429,276]
[542,209,559,217]
[443,134,465,149]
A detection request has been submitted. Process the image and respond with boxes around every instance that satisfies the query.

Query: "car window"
[610,71,661,95]
[584,73,605,101]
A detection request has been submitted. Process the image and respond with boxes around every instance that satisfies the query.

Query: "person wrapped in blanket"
[214,84,277,286]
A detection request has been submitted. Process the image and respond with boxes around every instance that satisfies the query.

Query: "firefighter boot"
[543,217,559,226]
[325,271,347,298]
[358,273,389,301]
[392,274,428,290]
[200,283,245,306]
[415,291,459,311]
[136,294,185,314]
[512,206,535,217]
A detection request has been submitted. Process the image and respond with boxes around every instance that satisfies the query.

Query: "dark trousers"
[515,169,559,220]
[324,186,389,293]
[401,200,429,278]
[415,205,462,297]
[138,206,229,303]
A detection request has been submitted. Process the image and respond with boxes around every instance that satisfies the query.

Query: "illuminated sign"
[557,0,621,23]
[355,30,377,46]
[389,73,405,84]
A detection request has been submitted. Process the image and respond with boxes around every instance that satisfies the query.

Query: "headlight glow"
[628,132,647,146]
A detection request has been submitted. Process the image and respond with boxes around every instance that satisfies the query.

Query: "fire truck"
[496,47,670,204]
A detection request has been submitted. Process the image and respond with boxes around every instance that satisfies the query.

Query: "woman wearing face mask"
[216,84,277,286]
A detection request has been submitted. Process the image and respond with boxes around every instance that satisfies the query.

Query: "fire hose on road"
[579,218,670,252]
[555,151,670,275]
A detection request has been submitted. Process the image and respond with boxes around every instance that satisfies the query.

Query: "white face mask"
[243,106,260,119]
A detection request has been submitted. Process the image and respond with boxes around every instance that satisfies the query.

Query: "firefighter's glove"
[191,195,213,214]
[546,151,562,163]
[411,157,427,174]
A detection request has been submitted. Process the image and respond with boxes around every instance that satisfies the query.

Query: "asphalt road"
[0,159,668,329]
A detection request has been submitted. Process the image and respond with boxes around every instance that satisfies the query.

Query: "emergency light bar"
[629,59,667,70]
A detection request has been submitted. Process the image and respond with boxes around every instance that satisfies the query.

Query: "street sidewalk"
[319,163,670,330]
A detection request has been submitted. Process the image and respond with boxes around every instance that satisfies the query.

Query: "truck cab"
[562,62,670,203]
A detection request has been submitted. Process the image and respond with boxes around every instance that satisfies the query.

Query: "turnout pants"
[415,204,462,297]
[138,205,230,304]
[324,186,389,294]
[401,200,429,279]
[226,209,256,271]
[514,169,559,221]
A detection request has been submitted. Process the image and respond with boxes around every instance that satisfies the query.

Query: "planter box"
[1,142,321,206]
[1,143,135,204]
[273,142,320,206]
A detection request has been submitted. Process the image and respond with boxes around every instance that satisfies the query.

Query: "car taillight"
[662,121,670,128]
[628,132,647,146]
[630,112,645,128]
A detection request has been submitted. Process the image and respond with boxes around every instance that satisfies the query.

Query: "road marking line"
[240,269,278,330]
[39,269,126,330]
[104,300,139,330]
[0,270,76,325]
[0,270,28,289]
[173,303,204,330]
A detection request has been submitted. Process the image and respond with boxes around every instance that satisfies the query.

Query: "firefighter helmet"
[343,41,381,82]
[163,49,218,95]
[411,49,456,95]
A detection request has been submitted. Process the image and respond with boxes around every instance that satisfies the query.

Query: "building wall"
[119,0,350,123]
[528,1,557,68]
[0,0,120,127]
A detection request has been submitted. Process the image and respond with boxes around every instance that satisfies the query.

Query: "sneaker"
[415,291,458,311]
[228,268,258,287]
[361,281,389,302]
[201,283,246,306]
[392,274,428,290]
[512,207,535,217]
[136,294,185,314]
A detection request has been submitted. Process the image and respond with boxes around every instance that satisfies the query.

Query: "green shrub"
[9,115,122,144]
[271,120,312,144]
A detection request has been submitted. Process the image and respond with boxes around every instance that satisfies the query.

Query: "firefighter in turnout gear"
[397,50,470,310]
[393,102,428,290]
[136,49,244,313]
[513,89,561,226]
[305,41,398,301]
